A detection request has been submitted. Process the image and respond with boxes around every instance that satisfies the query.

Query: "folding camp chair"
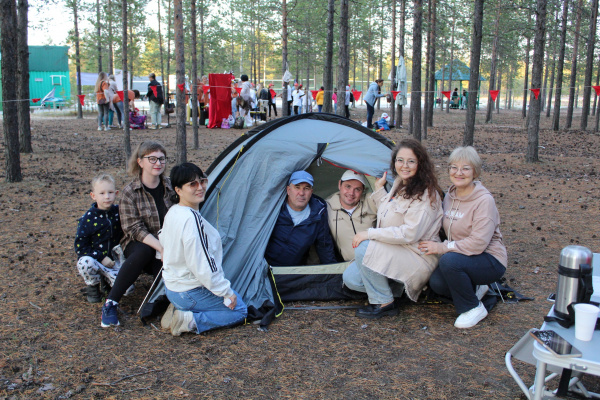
[505,329,594,399]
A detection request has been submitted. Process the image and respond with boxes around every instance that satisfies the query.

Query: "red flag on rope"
[32,98,41,103]
[489,90,500,101]
[202,85,210,94]
[529,88,540,99]
[593,86,600,96]
[270,89,277,99]
[391,91,400,100]
[150,85,158,97]
[177,83,185,92]
[352,90,362,101]
[235,87,242,95]
[311,90,319,99]
[117,91,124,101]
[441,91,451,100]
[77,94,86,106]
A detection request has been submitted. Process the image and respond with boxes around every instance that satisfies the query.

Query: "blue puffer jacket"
[265,195,338,266]
[74,203,123,261]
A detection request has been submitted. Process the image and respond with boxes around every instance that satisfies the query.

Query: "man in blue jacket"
[264,171,337,267]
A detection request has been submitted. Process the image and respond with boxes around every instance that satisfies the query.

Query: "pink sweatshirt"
[433,181,507,267]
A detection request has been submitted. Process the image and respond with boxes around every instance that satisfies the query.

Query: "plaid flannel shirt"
[119,175,174,251]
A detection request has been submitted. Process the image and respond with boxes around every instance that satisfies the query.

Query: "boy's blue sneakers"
[101,300,120,328]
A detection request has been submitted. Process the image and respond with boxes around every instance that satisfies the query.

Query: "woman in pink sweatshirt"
[419,146,506,329]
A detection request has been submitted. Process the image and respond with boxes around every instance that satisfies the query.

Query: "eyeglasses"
[187,178,208,189]
[449,165,473,174]
[143,156,168,164]
[395,158,418,168]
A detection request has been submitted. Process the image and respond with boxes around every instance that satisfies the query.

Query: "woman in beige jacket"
[343,139,443,319]
[419,146,506,329]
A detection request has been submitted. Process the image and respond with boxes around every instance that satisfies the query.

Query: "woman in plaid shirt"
[101,140,176,328]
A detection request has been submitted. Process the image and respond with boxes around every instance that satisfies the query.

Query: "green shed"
[0,45,71,110]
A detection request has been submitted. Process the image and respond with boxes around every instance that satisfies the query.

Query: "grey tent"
[141,113,395,327]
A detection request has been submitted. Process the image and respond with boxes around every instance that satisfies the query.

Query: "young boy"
[74,173,124,303]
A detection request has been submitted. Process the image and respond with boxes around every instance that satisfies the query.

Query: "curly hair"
[389,138,442,204]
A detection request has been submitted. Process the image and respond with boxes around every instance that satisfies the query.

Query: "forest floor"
[0,105,599,399]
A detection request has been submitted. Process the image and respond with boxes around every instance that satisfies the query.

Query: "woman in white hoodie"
[159,163,247,336]
[419,146,506,329]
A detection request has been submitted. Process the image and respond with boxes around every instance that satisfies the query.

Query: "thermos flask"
[555,245,593,319]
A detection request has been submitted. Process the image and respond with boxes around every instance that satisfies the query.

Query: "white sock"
[105,299,118,306]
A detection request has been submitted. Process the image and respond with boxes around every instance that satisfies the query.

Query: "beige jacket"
[432,181,507,267]
[326,192,377,261]
[363,178,443,301]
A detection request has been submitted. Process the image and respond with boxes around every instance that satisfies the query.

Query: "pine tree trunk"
[336,0,349,117]
[463,0,484,146]
[496,68,501,113]
[166,0,172,116]
[200,0,205,76]
[522,33,530,119]
[427,0,436,127]
[397,0,405,125]
[174,0,186,164]
[73,0,83,120]
[580,0,598,129]
[322,0,334,114]
[552,0,569,130]
[121,0,130,161]
[390,0,396,127]
[526,0,547,163]
[446,20,455,113]
[282,0,289,117]
[158,0,165,96]
[97,0,102,72]
[108,0,113,75]
[546,8,558,118]
[423,0,430,139]
[485,3,500,124]
[191,0,198,149]
[565,0,583,129]
[17,0,32,153]
[1,0,22,182]
[411,0,422,140]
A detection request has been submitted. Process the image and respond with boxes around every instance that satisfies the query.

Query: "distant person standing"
[147,73,164,129]
[332,87,338,114]
[316,86,324,112]
[106,74,124,129]
[197,76,209,126]
[267,83,277,118]
[95,72,110,131]
[461,90,468,110]
[364,79,386,129]
[293,84,305,116]
[344,85,351,118]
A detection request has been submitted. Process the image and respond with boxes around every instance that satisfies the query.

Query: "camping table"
[530,255,600,400]
[530,308,600,399]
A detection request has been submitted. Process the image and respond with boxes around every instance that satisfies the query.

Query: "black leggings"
[268,103,277,117]
[108,241,162,303]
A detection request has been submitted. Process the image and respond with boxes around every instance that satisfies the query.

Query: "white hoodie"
[159,204,234,298]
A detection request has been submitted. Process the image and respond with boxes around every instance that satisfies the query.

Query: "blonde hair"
[95,72,108,92]
[127,140,168,176]
[448,146,482,178]
[91,172,116,192]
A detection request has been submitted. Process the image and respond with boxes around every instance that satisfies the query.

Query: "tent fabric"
[208,73,234,128]
[394,56,408,106]
[434,59,487,82]
[143,113,394,327]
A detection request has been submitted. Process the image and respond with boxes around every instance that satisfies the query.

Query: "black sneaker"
[355,301,399,319]
[85,285,102,303]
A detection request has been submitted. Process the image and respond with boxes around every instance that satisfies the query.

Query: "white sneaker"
[475,285,489,300]
[104,126,111,131]
[98,126,103,131]
[454,302,488,329]
[161,303,176,330]
[170,309,194,336]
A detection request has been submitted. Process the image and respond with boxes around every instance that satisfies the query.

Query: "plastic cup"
[574,303,599,341]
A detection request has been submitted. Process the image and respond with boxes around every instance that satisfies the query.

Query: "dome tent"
[142,113,395,328]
